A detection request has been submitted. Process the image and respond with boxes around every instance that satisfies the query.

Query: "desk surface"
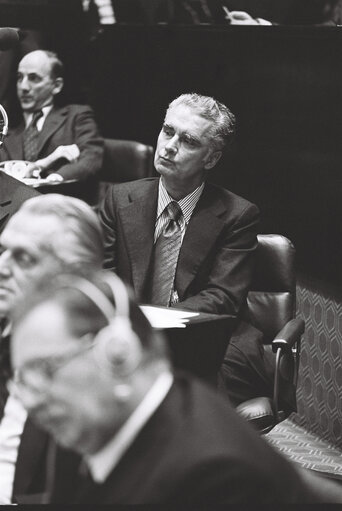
[148,307,236,386]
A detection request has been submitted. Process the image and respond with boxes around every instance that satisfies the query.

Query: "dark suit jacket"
[0,172,39,234]
[1,104,104,181]
[63,373,313,505]
[12,419,80,504]
[100,177,259,315]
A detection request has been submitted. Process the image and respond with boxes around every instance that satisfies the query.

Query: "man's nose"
[18,76,29,91]
[20,387,47,414]
[0,251,12,277]
[164,135,179,155]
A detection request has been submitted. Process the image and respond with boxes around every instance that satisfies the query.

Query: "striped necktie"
[149,201,184,307]
[23,110,43,162]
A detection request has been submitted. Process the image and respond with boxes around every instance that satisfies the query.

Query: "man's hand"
[229,11,272,25]
[45,173,64,182]
[48,144,80,163]
[35,144,80,170]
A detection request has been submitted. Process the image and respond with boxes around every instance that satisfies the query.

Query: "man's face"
[17,51,61,112]
[12,302,124,455]
[0,212,65,317]
[154,104,221,193]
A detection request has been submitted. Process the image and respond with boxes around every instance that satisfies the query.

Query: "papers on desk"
[140,306,199,329]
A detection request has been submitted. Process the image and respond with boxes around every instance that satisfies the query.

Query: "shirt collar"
[86,371,173,484]
[24,104,53,128]
[157,179,205,225]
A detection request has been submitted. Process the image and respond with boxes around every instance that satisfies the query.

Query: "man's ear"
[204,150,222,171]
[52,77,64,96]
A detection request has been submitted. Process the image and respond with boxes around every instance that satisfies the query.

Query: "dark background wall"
[87,25,342,289]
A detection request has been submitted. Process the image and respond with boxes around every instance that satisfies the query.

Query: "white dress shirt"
[86,371,173,484]
[0,392,27,504]
[23,104,53,131]
[82,0,116,24]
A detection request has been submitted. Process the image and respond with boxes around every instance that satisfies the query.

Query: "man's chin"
[0,295,13,319]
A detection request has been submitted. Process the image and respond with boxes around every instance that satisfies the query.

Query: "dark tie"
[23,110,43,161]
[149,201,184,306]
[0,332,11,422]
[71,461,98,503]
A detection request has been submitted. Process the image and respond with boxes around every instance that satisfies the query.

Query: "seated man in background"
[99,92,289,410]
[0,50,103,182]
[10,270,342,504]
[100,92,259,315]
[0,194,103,504]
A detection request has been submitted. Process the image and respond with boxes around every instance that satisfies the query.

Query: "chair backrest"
[100,139,154,183]
[242,234,296,343]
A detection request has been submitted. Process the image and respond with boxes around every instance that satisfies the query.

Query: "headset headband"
[58,272,130,325]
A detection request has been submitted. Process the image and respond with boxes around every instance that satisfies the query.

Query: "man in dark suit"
[0,50,103,182]
[99,93,295,412]
[0,194,103,504]
[10,271,342,504]
[100,93,259,314]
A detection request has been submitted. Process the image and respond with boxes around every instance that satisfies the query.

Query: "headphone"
[0,104,8,147]
[58,272,142,378]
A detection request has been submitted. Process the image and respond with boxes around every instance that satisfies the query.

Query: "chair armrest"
[272,317,305,353]
[236,397,276,434]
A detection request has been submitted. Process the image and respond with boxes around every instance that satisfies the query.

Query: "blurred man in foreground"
[0,194,103,504]
[10,270,342,504]
[0,50,103,182]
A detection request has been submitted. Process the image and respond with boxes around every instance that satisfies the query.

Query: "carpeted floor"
[266,417,342,481]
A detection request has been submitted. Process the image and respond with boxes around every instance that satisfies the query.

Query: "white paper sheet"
[140,306,198,329]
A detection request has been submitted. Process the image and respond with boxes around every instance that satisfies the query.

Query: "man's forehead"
[164,104,213,136]
[1,212,63,246]
[13,302,72,362]
[18,52,52,77]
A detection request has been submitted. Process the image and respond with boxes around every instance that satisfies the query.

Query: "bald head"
[17,50,64,112]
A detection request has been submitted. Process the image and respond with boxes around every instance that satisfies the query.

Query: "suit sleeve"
[98,185,118,272]
[175,202,259,316]
[56,106,104,180]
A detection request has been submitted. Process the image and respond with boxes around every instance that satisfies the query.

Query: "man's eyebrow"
[182,132,201,145]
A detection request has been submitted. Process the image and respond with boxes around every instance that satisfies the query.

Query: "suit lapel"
[12,419,50,498]
[175,184,227,299]
[0,172,15,229]
[36,107,67,156]
[120,181,158,299]
[3,124,24,160]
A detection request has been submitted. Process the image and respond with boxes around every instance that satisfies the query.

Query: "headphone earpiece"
[59,273,142,377]
[93,316,142,378]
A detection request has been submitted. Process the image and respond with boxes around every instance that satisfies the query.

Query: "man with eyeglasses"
[9,270,342,504]
[0,193,103,504]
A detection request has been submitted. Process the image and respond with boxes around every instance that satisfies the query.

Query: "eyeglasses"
[10,338,93,398]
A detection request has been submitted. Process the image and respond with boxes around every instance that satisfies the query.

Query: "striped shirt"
[154,179,205,304]
[82,0,116,24]
[154,179,205,243]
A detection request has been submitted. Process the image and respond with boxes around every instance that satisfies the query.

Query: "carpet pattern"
[266,418,342,478]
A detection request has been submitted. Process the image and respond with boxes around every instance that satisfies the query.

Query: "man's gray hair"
[168,93,236,151]
[18,194,103,269]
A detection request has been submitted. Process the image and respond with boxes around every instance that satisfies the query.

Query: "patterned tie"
[149,201,184,307]
[23,110,43,161]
